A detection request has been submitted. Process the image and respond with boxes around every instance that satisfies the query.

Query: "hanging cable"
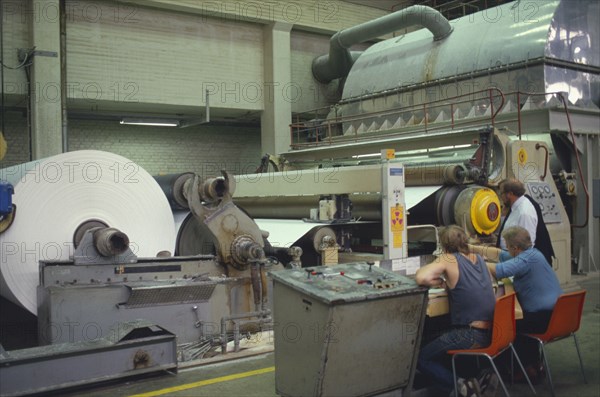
[558,93,590,229]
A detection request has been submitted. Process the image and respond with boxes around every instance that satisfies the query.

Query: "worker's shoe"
[478,369,499,397]
[453,377,482,397]
[514,362,545,385]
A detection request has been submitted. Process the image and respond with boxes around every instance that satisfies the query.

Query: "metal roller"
[92,227,130,257]
[154,173,195,210]
[454,186,501,236]
[234,195,382,221]
[405,164,466,186]
[434,185,465,226]
[175,212,216,256]
[309,227,337,252]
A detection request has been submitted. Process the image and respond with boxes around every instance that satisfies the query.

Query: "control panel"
[270,262,420,305]
[272,262,427,397]
[525,182,562,223]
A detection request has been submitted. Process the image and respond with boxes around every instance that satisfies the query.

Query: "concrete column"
[29,0,63,159]
[261,22,292,156]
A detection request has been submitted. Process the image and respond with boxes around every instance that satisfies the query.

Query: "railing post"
[517,91,522,140]
[489,89,495,127]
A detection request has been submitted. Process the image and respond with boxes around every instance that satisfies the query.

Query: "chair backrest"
[487,293,516,354]
[539,290,586,341]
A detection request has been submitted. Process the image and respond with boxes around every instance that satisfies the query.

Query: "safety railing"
[290,88,505,149]
[289,89,588,150]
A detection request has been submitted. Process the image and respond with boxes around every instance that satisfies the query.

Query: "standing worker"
[495,178,555,265]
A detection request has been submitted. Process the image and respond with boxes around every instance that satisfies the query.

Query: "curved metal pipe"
[535,143,549,181]
[312,5,453,83]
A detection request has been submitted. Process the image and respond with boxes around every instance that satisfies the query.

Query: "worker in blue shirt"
[475,226,563,382]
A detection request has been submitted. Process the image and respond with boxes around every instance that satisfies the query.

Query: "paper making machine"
[232,126,572,283]
[36,171,295,353]
[235,0,597,281]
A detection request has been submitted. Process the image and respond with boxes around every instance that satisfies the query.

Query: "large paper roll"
[0,150,175,314]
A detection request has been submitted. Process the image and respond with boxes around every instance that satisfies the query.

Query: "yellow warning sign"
[390,205,404,232]
[383,149,395,160]
[517,148,528,165]
[393,233,403,248]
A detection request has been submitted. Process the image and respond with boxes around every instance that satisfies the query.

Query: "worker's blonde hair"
[439,225,469,255]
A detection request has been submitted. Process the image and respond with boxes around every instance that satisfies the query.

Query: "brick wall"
[1,113,263,178]
[68,120,263,177]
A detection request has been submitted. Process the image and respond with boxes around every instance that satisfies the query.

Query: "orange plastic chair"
[522,290,587,397]
[447,293,536,397]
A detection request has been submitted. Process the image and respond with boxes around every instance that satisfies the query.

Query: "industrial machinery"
[0,1,597,395]
[235,0,599,284]
[1,170,296,395]
[37,171,287,347]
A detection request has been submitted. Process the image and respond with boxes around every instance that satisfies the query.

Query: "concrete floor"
[59,272,599,397]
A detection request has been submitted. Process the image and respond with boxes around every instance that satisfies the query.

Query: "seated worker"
[472,226,563,381]
[416,225,496,397]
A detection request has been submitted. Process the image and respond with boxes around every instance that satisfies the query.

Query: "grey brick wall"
[68,120,263,177]
[1,114,263,178]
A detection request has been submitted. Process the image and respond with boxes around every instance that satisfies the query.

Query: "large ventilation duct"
[312,5,452,84]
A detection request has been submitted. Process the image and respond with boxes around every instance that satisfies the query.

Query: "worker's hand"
[468,236,480,244]
[437,275,447,289]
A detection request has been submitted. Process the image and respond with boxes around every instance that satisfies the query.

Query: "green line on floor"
[129,366,275,397]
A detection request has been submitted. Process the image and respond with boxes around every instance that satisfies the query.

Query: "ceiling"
[343,0,413,11]
[343,0,510,17]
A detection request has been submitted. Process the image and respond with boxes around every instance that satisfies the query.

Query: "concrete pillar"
[261,22,292,156]
[29,0,63,159]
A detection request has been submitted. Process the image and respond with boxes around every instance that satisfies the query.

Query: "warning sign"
[390,205,404,232]
[393,232,403,248]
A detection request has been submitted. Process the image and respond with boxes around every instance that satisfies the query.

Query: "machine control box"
[526,182,562,224]
[271,262,421,304]
[271,263,427,397]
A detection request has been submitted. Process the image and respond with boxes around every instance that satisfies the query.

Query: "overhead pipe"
[312,5,453,84]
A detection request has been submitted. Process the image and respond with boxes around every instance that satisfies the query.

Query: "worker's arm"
[415,257,447,288]
[486,262,498,279]
[468,244,502,262]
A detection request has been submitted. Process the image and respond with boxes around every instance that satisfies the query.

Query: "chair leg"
[486,356,510,397]
[572,333,587,383]
[509,348,514,387]
[452,355,459,397]
[510,344,536,395]
[540,344,555,397]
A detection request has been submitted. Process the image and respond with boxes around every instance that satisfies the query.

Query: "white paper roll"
[254,219,321,248]
[0,150,175,314]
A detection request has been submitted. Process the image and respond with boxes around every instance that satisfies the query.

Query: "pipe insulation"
[0,150,176,314]
[312,5,452,83]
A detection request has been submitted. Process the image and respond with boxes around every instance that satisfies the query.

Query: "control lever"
[305,268,313,279]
